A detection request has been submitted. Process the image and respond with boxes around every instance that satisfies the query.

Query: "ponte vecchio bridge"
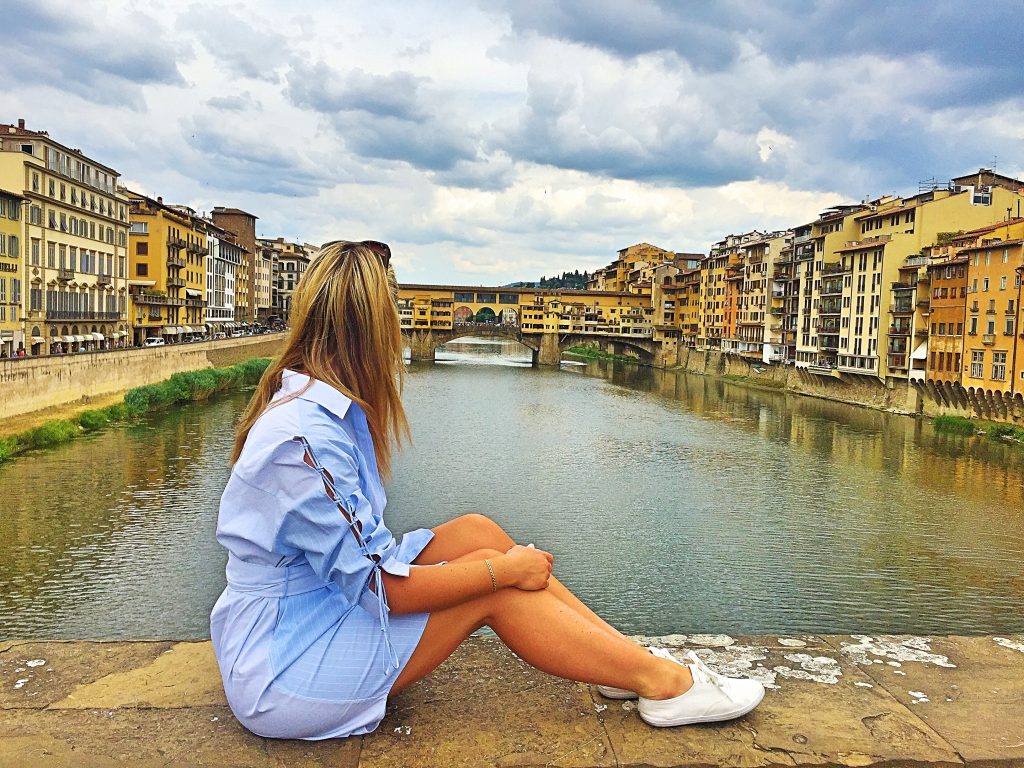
[397,283,662,366]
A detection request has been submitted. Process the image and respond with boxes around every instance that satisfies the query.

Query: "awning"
[160,326,179,335]
[183,325,194,333]
[73,335,85,342]
[911,342,928,360]
[185,288,202,298]
[62,335,75,343]
[90,332,104,341]
[129,279,157,287]
[31,336,45,343]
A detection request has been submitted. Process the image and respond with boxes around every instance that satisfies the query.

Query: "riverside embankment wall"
[676,348,923,415]
[0,334,285,421]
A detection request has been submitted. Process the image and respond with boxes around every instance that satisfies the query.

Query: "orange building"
[925,249,967,384]
[960,218,1024,395]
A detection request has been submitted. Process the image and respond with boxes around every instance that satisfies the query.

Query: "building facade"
[0,188,26,356]
[125,192,207,345]
[211,207,258,325]
[204,220,242,332]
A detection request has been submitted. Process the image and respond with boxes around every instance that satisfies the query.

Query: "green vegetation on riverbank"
[0,358,270,463]
[565,345,641,364]
[933,414,1024,444]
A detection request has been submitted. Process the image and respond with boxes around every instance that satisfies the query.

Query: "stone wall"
[0,334,285,421]
[674,347,921,415]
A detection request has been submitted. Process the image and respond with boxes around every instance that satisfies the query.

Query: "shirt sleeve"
[270,433,384,612]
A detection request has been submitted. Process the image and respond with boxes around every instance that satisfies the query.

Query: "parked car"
[143,337,166,347]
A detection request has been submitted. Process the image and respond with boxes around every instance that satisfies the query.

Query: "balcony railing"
[167,255,186,268]
[168,236,186,248]
[46,310,121,321]
[132,292,184,306]
[167,278,186,289]
[58,266,74,280]
[889,326,912,336]
[982,333,995,345]
[891,281,914,291]
[96,273,112,286]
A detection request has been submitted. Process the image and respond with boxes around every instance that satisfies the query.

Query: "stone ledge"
[1,634,1022,767]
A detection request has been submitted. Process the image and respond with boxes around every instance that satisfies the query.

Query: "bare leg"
[391,548,692,698]
[415,514,630,643]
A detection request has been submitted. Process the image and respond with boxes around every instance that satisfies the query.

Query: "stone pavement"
[1,634,1022,767]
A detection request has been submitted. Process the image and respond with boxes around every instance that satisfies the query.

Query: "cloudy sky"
[5,0,1022,284]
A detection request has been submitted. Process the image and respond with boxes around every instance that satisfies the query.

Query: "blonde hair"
[231,242,409,478]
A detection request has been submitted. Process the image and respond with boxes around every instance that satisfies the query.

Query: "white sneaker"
[638,650,765,727]
[595,647,678,699]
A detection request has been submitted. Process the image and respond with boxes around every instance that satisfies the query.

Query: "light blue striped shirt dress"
[210,369,434,739]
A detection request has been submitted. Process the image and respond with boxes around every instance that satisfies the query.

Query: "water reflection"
[1,341,1022,640]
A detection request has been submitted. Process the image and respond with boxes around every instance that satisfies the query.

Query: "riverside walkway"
[1,634,1021,767]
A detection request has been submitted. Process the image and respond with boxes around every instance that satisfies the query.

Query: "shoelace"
[684,651,733,700]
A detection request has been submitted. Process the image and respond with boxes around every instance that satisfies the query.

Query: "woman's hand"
[502,544,553,590]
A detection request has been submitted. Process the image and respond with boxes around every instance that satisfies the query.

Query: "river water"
[1,339,1022,640]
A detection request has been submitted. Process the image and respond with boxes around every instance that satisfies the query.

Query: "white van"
[143,337,166,347]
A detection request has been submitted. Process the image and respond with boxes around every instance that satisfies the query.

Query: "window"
[992,351,1007,381]
[136,242,148,255]
[970,316,978,334]
[1006,317,1015,336]
[29,205,41,225]
[983,277,989,291]
[136,263,148,276]
[30,239,40,266]
[47,242,55,268]
[1000,276,1007,290]
[956,323,963,336]
[970,350,984,378]
[938,322,946,335]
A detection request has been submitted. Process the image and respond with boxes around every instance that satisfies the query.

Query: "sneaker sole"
[638,686,765,727]
[596,686,638,700]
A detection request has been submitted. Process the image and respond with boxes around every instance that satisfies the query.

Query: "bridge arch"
[453,306,473,324]
[474,307,497,324]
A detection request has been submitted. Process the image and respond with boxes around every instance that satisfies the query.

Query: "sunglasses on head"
[328,240,392,268]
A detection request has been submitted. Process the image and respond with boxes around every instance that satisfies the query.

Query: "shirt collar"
[277,368,353,420]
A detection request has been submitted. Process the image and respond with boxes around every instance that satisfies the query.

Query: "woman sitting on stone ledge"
[210,240,764,740]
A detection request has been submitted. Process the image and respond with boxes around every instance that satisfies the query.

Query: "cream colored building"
[0,120,130,355]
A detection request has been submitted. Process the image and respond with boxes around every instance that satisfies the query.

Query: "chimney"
[17,118,25,129]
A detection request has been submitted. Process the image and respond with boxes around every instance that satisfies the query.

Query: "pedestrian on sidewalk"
[210,240,764,741]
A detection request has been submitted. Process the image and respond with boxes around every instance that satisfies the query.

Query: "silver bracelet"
[484,559,497,592]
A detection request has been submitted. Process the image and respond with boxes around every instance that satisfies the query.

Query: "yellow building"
[397,284,651,338]
[0,119,131,355]
[836,176,1024,383]
[587,242,670,294]
[125,192,207,345]
[0,188,26,356]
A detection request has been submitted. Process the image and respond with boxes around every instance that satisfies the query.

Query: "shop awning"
[73,335,85,342]
[90,332,104,341]
[129,280,157,287]
[911,343,928,360]
[31,336,45,343]
[62,335,75,343]
[183,325,194,333]
[160,326,179,335]
[185,288,202,298]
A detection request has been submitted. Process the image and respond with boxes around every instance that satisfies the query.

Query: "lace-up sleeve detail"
[271,434,401,670]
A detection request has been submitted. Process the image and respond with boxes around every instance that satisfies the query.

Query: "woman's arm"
[383,545,553,615]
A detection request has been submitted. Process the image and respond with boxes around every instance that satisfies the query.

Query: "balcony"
[819,303,842,316]
[133,292,184,306]
[887,354,908,371]
[167,255,186,268]
[47,310,121,321]
[168,236,186,249]
[821,262,847,275]
[167,277,186,289]
[891,281,914,291]
[58,266,74,281]
[186,297,205,307]
[889,325,912,337]
[769,307,784,316]
[982,333,995,345]
[96,273,112,286]
[820,284,843,297]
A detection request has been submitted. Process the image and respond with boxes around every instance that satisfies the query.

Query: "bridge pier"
[407,331,437,362]
[534,332,562,367]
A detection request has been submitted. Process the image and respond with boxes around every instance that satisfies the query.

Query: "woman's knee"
[457,513,513,548]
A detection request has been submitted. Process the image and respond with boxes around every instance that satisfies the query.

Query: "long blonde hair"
[231,242,409,478]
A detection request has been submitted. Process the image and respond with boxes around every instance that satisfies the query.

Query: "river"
[1,339,1022,640]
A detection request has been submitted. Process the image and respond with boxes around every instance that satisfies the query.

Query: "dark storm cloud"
[286,61,479,172]
[183,118,335,197]
[287,64,428,121]
[492,1,1024,105]
[2,0,186,107]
